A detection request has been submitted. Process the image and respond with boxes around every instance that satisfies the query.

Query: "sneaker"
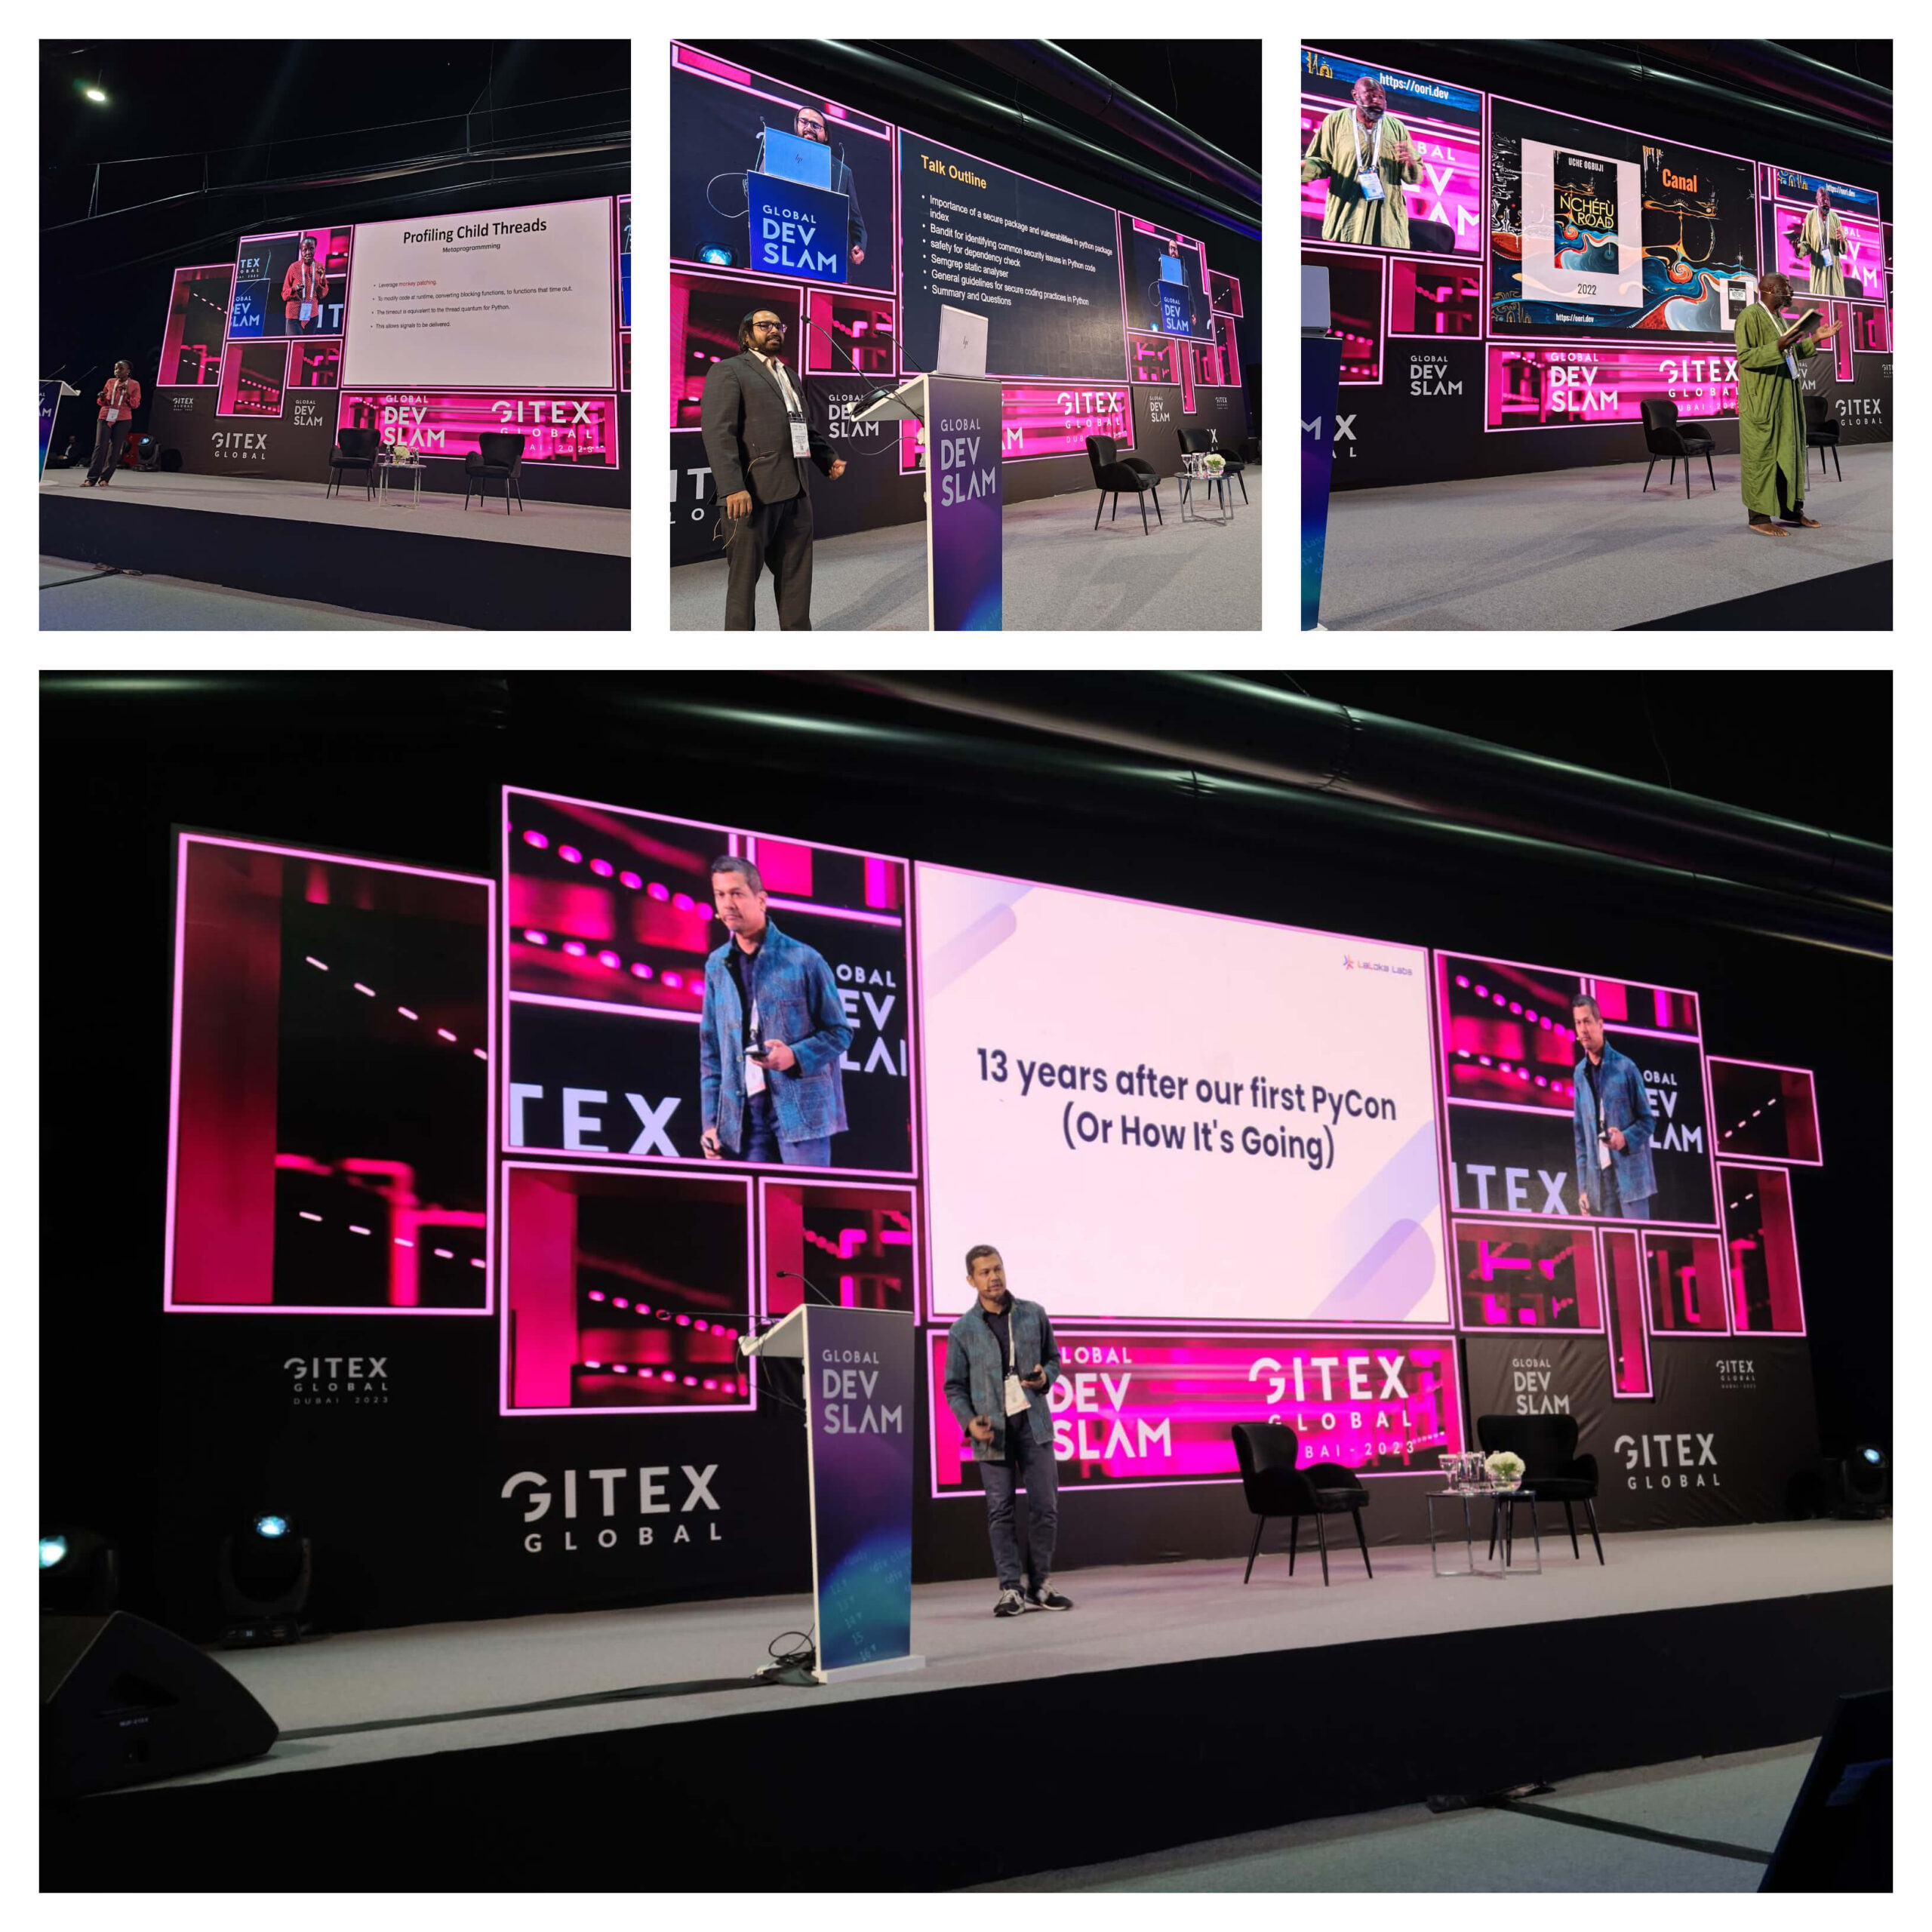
[1026,1579,1074,1611]
[994,1587,1026,1617]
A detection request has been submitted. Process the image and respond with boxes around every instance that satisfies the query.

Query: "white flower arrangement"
[1201,452,1226,476]
[1484,1450,1526,1488]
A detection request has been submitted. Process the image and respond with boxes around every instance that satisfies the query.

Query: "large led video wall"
[1303,44,1892,488]
[151,195,626,499]
[668,40,1251,562]
[165,792,1829,1555]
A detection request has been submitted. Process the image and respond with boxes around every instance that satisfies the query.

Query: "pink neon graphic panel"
[1454,1220,1602,1332]
[894,382,1132,469]
[335,392,620,468]
[166,835,494,1314]
[928,1329,1464,1496]
[157,263,235,387]
[1707,1057,1822,1164]
[760,1180,917,1318]
[1718,1164,1806,1335]
[1601,1230,1653,1396]
[1389,258,1482,337]
[1641,1229,1730,1337]
[501,1164,753,1414]
[1766,203,1885,303]
[1487,342,1743,429]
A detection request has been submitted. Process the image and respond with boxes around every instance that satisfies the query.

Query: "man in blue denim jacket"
[698,856,852,1166]
[943,1246,1074,1617]
[1571,993,1658,1219]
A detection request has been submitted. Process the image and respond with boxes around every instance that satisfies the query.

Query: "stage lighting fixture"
[39,1525,121,1615]
[218,1512,312,1648]
[700,246,735,266]
[1838,1445,1890,1520]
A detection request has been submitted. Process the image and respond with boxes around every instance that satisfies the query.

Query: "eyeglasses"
[754,323,786,333]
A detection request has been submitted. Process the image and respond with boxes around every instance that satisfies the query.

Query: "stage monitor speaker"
[1761,1687,1891,1891]
[42,1611,278,1801]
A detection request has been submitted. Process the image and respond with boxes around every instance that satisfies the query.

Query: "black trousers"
[1748,465,1805,526]
[86,418,131,483]
[722,490,814,630]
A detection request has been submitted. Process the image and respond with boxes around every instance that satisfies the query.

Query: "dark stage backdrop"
[669,41,1256,558]
[1305,42,1891,490]
[42,680,1881,1640]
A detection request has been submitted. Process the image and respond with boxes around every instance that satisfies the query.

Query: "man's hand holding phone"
[1020,1366,1049,1391]
[968,1415,995,1443]
[749,1038,796,1071]
[700,1128,724,1161]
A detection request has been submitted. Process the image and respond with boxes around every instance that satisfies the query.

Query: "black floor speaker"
[42,1611,278,1800]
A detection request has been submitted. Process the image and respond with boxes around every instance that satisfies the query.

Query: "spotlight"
[219,1512,312,1647]
[1838,1445,1890,1520]
[39,1525,121,1614]
[699,246,734,266]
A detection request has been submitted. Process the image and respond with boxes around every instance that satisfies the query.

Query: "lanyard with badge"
[1001,1305,1031,1417]
[1349,112,1387,204]
[1594,1066,1614,1171]
[299,261,318,325]
[104,378,128,423]
[769,357,811,458]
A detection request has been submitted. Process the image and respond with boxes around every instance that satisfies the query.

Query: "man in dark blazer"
[700,309,847,630]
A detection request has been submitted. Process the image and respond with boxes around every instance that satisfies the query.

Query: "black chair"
[464,432,527,514]
[1230,1422,1373,1586]
[325,426,381,502]
[1083,434,1162,534]
[1804,394,1844,482]
[1177,427,1248,506]
[1407,216,1457,256]
[1475,1414,1603,1564]
[1639,399,1715,500]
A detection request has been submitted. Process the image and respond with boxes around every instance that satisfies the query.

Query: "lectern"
[743,1303,922,1683]
[852,374,1004,629]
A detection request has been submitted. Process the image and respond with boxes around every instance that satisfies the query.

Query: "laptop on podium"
[934,304,988,377]
[759,125,832,189]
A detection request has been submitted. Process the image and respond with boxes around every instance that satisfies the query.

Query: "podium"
[853,374,1004,629]
[743,1303,922,1683]
[39,379,79,481]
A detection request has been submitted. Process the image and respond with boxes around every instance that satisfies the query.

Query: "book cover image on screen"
[340,197,616,391]
[916,866,1448,1326]
[898,133,1126,380]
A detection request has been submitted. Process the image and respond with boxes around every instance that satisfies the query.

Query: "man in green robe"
[1302,75,1426,249]
[1794,185,1849,297]
[1734,272,1841,537]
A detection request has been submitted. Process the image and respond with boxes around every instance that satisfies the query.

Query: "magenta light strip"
[509,990,702,1024]
[509,783,908,868]
[499,1161,756,1417]
[757,1177,919,1322]
[763,896,903,927]
[164,832,495,1318]
[1600,1229,1656,1398]
[1443,951,1705,1020]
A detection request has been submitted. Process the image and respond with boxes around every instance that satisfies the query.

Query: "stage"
[1318,445,1892,632]
[669,466,1263,630]
[37,471,629,631]
[55,1519,1889,1890]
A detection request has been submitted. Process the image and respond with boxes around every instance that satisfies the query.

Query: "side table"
[377,458,426,509]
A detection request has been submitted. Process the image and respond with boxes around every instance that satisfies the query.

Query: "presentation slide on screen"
[898,131,1126,380]
[918,866,1447,1326]
[1491,101,1759,337]
[342,197,615,390]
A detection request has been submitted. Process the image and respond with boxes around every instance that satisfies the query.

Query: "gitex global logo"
[285,1355,389,1408]
[500,1464,723,1554]
[1613,1431,1721,1488]
[1714,1357,1758,1391]
[211,430,269,460]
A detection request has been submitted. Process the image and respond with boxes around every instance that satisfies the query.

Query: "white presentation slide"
[918,866,1448,1325]
[343,197,614,389]
[1518,142,1642,311]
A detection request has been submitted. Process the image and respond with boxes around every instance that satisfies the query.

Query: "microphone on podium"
[776,1268,835,1305]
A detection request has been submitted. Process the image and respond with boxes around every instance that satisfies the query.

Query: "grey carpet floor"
[669,468,1263,630]
[1318,445,1890,630]
[971,1741,1815,1891]
[39,558,469,630]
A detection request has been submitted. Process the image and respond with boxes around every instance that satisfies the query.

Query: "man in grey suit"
[700,309,848,630]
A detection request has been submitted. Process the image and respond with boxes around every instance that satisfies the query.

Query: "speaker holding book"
[41,1611,278,1800]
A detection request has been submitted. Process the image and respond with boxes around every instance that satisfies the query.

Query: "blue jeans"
[1601,1164,1652,1220]
[734,1086,832,1167]
[979,1420,1059,1592]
